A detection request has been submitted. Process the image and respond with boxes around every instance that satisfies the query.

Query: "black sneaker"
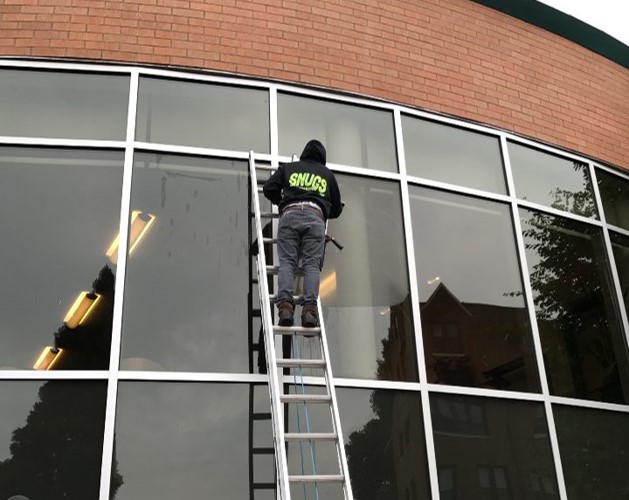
[278,301,294,327]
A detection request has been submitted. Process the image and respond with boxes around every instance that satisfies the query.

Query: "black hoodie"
[263,139,343,219]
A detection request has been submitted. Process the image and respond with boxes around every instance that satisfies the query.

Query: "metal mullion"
[132,140,253,160]
[138,66,271,89]
[609,225,629,239]
[501,135,568,500]
[0,137,126,148]
[550,395,629,414]
[395,108,441,500]
[400,107,504,138]
[269,86,278,162]
[405,174,511,204]
[323,162,402,181]
[588,162,629,390]
[99,69,139,500]
[118,371,270,383]
[515,198,604,227]
[504,133,596,165]
[334,377,423,392]
[426,383,545,402]
[0,370,109,380]
[274,82,396,111]
[0,59,133,74]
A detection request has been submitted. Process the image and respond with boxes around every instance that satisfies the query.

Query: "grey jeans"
[277,209,326,304]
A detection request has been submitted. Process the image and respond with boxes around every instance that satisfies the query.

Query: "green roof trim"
[470,0,628,69]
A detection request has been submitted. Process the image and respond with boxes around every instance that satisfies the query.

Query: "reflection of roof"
[421,282,472,316]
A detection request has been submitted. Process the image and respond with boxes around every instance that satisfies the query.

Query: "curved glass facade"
[0,62,628,500]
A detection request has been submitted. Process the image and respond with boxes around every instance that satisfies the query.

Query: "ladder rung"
[277,358,326,368]
[252,482,276,489]
[281,394,331,404]
[273,325,321,335]
[256,164,276,172]
[269,294,302,303]
[262,237,277,244]
[289,474,344,483]
[252,447,274,454]
[285,432,337,441]
[252,412,272,420]
[266,265,303,275]
[260,212,279,218]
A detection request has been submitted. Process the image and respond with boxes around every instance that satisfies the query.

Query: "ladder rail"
[250,150,291,499]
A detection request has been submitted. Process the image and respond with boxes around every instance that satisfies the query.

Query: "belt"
[281,203,324,219]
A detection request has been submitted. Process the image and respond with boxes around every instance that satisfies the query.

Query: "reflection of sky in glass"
[121,154,250,372]
[402,116,506,193]
[0,69,129,140]
[597,169,629,231]
[136,77,270,152]
[410,187,525,307]
[509,142,597,218]
[278,93,398,172]
[114,382,271,500]
[0,148,123,369]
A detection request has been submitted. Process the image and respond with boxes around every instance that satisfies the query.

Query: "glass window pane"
[553,404,629,500]
[520,208,629,403]
[508,142,597,218]
[0,148,123,370]
[120,154,250,372]
[0,380,107,498]
[402,116,506,193]
[431,394,559,500]
[410,187,540,392]
[278,93,398,172]
[597,169,629,231]
[296,387,433,500]
[136,77,270,152]
[0,69,129,140]
[322,175,417,381]
[112,382,272,499]
[610,231,629,316]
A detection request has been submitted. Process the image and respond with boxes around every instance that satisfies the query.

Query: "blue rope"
[292,335,320,500]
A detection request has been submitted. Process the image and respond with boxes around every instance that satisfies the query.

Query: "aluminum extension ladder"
[249,151,354,500]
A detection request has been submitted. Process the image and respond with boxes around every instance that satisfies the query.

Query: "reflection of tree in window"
[0,381,122,499]
[521,207,629,403]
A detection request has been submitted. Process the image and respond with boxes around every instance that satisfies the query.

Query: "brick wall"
[1,0,628,170]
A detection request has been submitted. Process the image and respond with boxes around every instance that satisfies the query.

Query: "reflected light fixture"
[319,271,337,300]
[33,346,63,370]
[63,291,101,329]
[427,276,440,285]
[106,210,156,264]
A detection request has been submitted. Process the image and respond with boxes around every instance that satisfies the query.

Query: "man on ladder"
[263,139,343,328]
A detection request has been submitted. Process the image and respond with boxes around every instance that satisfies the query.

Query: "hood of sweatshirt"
[300,139,326,165]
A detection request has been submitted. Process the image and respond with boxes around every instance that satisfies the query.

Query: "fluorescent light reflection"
[64,291,101,329]
[320,271,337,300]
[33,347,63,370]
[106,210,156,264]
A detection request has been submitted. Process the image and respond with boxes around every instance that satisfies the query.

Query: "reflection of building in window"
[438,466,456,500]
[530,472,558,499]
[418,283,536,390]
[478,465,511,500]
[432,395,488,437]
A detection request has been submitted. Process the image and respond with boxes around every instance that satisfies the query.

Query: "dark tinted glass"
[278,93,398,172]
[508,142,597,218]
[553,404,629,500]
[431,394,558,500]
[597,169,629,231]
[520,208,629,403]
[112,382,272,499]
[0,148,123,370]
[136,77,270,152]
[0,69,129,140]
[410,187,540,392]
[322,175,417,381]
[120,154,250,372]
[284,387,431,499]
[610,231,629,316]
[402,116,506,193]
[0,381,107,499]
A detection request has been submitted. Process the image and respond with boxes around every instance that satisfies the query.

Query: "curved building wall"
[0,0,628,169]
